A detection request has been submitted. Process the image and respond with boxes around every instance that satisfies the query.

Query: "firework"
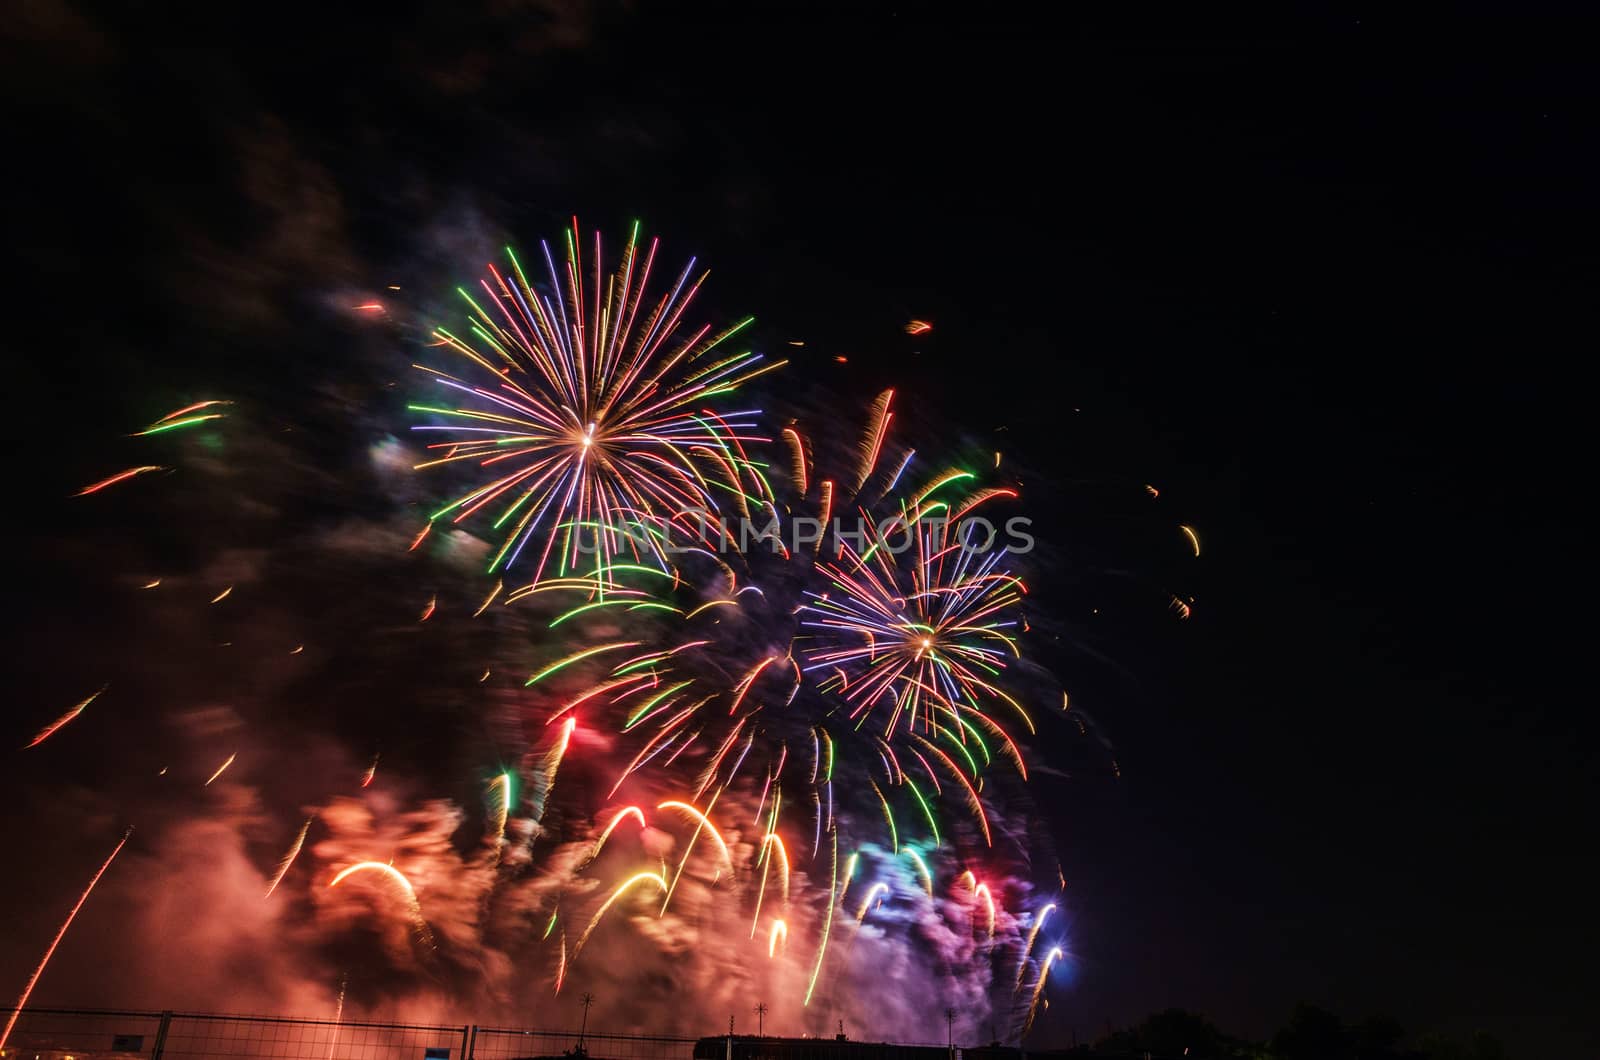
[1015,902,1055,988]
[411,220,785,585]
[204,752,237,786]
[798,477,1034,839]
[76,465,162,496]
[571,870,668,961]
[767,918,788,957]
[328,861,434,950]
[265,817,313,899]
[133,400,231,436]
[25,685,107,749]
[1022,946,1065,1036]
[0,828,132,1052]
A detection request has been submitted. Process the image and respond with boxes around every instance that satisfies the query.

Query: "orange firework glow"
[905,319,933,335]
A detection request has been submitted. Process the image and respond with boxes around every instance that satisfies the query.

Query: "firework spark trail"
[25,685,107,748]
[659,793,730,914]
[265,817,313,899]
[133,399,231,436]
[327,973,348,1060]
[804,827,839,1007]
[0,828,132,1052]
[204,752,237,786]
[328,861,435,950]
[362,754,380,788]
[1023,946,1065,1035]
[571,870,668,963]
[488,773,513,846]
[75,466,162,496]
[412,222,786,586]
[767,918,788,957]
[1015,903,1055,988]
[584,806,647,867]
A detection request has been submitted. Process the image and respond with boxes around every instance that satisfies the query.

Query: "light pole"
[578,993,595,1054]
[945,1008,957,1060]
[754,1003,769,1037]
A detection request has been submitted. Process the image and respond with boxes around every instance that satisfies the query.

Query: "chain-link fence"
[0,1009,700,1060]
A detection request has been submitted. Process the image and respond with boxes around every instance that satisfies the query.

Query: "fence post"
[150,1010,172,1059]
[461,1023,472,1058]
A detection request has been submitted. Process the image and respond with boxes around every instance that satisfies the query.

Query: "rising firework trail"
[1,828,132,1052]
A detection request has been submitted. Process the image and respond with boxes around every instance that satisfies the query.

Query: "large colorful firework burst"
[411,220,784,585]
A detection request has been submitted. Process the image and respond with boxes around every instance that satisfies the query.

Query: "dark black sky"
[3,5,1594,1058]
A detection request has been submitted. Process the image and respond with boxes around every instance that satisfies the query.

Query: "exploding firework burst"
[411,220,785,586]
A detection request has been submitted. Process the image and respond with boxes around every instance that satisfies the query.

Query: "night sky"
[3,7,1593,1059]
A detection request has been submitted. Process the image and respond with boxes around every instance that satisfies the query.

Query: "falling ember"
[0,827,132,1052]
[584,805,647,867]
[855,881,890,922]
[1145,484,1160,499]
[488,773,513,845]
[768,919,788,957]
[657,799,733,875]
[1179,524,1201,557]
[1170,595,1193,620]
[905,319,933,335]
[328,861,433,948]
[76,465,162,496]
[571,870,668,961]
[133,412,225,437]
[353,302,385,312]
[290,644,305,655]
[473,581,502,617]
[419,595,437,621]
[26,685,107,749]
[905,848,934,896]
[141,579,161,589]
[327,973,348,1060]
[971,880,997,938]
[409,523,432,551]
[803,828,838,1007]
[1023,946,1066,1035]
[362,754,379,788]
[265,817,313,899]
[544,716,577,797]
[1016,903,1056,988]
[210,586,233,604]
[204,753,237,786]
